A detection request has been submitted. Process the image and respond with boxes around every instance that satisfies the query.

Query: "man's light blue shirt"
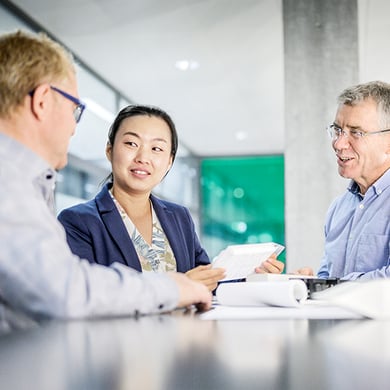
[318,168,390,280]
[0,133,178,319]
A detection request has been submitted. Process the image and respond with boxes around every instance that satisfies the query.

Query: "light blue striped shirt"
[0,133,178,319]
[318,168,390,280]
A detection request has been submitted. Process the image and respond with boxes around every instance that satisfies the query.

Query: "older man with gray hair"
[261,80,390,280]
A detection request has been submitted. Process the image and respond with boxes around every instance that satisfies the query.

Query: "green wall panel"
[200,156,285,262]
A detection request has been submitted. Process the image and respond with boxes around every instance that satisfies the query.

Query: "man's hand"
[186,264,226,291]
[294,267,314,276]
[167,272,212,312]
[254,254,285,274]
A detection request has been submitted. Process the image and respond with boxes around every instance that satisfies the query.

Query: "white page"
[199,302,364,320]
[216,280,308,308]
[311,279,390,320]
[212,242,284,281]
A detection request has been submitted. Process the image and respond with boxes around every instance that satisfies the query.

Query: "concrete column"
[283,0,358,271]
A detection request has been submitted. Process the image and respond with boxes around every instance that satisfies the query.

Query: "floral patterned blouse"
[110,191,177,272]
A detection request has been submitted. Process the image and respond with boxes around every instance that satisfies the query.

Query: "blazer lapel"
[151,194,188,272]
[96,184,142,271]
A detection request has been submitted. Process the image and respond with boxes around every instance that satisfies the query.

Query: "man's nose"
[333,132,350,149]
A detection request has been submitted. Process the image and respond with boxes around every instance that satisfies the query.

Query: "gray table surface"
[0,306,389,390]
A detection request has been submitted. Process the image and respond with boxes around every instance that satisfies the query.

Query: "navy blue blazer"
[58,183,210,273]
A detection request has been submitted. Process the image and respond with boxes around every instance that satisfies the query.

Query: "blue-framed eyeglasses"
[50,86,86,123]
[29,85,86,123]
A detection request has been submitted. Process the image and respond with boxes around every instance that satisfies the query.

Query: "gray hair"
[338,81,390,127]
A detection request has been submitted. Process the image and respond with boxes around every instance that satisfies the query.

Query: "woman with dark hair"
[58,104,225,291]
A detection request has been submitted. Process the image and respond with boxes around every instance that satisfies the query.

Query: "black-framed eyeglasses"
[50,86,86,123]
[29,85,86,123]
[327,123,390,141]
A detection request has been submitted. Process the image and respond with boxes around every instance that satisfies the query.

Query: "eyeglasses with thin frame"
[327,123,390,141]
[29,85,86,123]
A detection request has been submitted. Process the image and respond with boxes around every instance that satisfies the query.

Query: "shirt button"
[359,204,364,209]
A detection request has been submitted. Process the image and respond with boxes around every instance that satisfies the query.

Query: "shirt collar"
[0,132,55,182]
[348,168,390,197]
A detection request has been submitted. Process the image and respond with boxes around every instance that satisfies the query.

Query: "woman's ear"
[106,142,112,162]
[166,156,173,173]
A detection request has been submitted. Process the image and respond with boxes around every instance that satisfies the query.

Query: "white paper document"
[200,302,364,320]
[216,280,308,308]
[212,242,284,281]
[199,279,390,320]
[311,279,390,320]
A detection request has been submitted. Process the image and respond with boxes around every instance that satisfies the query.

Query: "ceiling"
[6,0,284,158]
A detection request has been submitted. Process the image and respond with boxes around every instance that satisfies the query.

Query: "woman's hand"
[186,264,226,291]
[254,253,285,274]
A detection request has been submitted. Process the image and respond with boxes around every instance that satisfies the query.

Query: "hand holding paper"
[212,242,284,282]
[255,254,285,274]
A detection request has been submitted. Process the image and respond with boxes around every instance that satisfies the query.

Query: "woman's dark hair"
[108,104,178,160]
[103,104,178,184]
